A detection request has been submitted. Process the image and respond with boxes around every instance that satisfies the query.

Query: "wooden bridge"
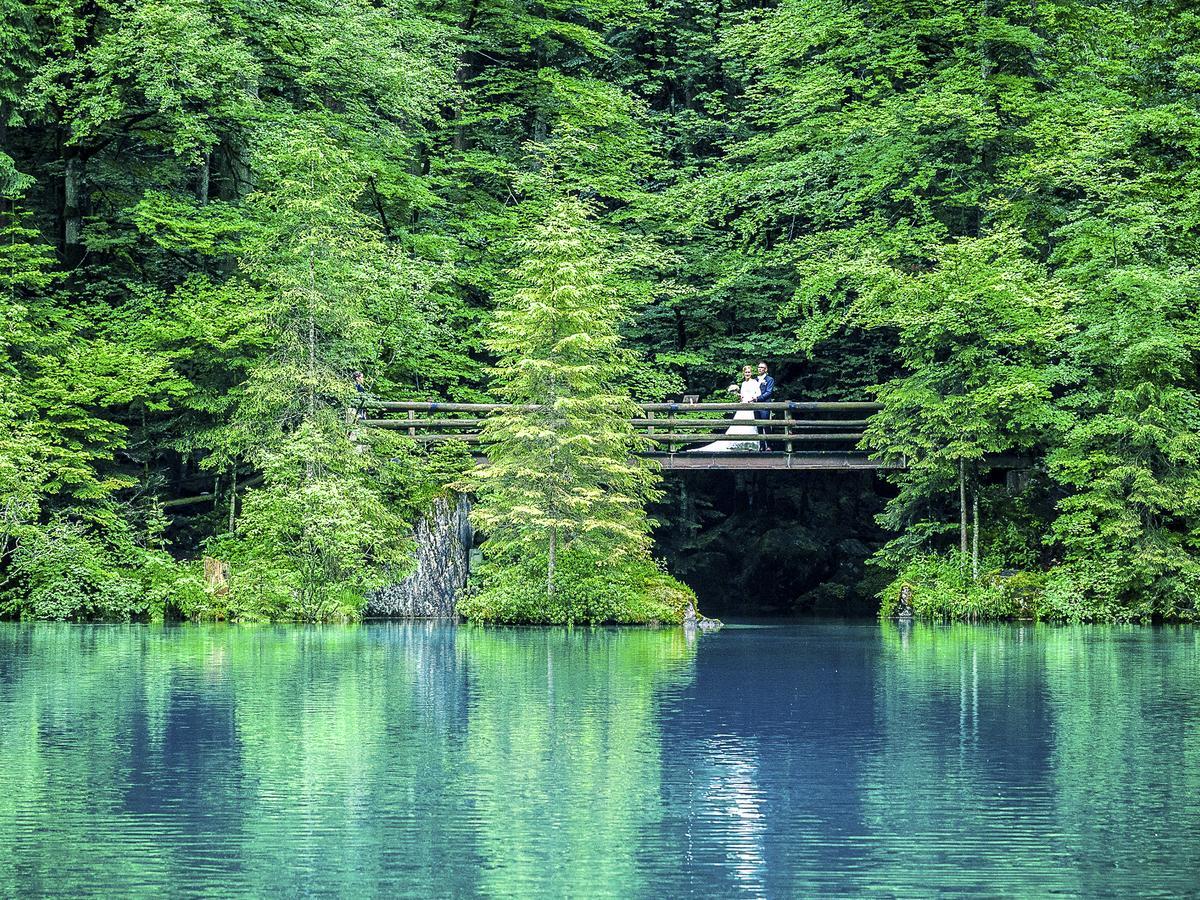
[356,400,903,471]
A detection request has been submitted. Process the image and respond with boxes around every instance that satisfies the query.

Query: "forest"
[1,0,1198,623]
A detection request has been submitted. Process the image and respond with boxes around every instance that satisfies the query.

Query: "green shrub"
[460,549,694,625]
[879,548,1200,623]
[878,551,1047,621]
[200,423,413,623]
[1,514,191,622]
[1040,557,1198,623]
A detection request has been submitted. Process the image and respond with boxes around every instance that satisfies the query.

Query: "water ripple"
[0,621,1197,897]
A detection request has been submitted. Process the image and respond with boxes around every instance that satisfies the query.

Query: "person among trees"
[754,362,776,451]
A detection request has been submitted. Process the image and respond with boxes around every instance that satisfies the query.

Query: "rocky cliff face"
[366,494,473,618]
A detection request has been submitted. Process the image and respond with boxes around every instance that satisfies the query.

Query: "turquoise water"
[1,621,1197,897]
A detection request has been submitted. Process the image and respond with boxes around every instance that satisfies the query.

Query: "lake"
[1,621,1197,896]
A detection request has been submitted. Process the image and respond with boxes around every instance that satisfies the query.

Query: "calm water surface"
[1,621,1198,897]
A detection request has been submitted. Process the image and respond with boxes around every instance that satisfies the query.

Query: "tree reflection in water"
[1,622,1197,896]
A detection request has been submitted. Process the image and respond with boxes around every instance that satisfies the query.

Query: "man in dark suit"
[754,362,776,451]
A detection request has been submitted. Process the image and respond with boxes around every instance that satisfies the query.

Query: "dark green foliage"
[2,0,1199,622]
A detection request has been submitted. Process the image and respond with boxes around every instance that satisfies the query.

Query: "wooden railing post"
[407,408,416,438]
[785,405,793,453]
[646,408,655,444]
[667,406,675,453]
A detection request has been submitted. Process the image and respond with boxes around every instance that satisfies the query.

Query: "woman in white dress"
[693,366,761,452]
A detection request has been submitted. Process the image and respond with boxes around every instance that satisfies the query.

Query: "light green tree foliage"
[1,0,462,620]
[0,205,52,532]
[425,0,656,370]
[465,197,690,623]
[691,0,1067,614]
[660,0,1037,388]
[212,425,413,622]
[204,130,427,621]
[5,0,1200,623]
[676,0,1200,621]
[1047,269,1200,621]
[233,130,411,441]
[0,197,191,619]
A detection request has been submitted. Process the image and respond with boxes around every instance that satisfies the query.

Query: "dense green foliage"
[1,0,1198,621]
[466,196,691,622]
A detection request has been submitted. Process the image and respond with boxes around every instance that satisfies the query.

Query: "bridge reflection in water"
[355,400,903,471]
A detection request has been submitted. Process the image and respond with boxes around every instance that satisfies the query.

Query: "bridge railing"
[354,400,882,453]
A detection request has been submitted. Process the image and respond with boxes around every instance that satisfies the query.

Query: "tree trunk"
[308,307,316,419]
[972,489,980,580]
[228,464,238,533]
[307,223,318,427]
[220,80,259,204]
[0,101,9,210]
[64,155,84,261]
[452,1,480,154]
[980,0,993,81]
[959,458,968,557]
[197,152,210,205]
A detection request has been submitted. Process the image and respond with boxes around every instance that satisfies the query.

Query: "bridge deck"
[649,451,902,471]
[461,452,901,471]
[353,401,1032,472]
[356,400,908,472]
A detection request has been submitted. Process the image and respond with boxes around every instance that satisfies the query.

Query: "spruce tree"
[472,197,660,604]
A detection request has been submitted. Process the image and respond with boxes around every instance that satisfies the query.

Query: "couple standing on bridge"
[694,362,777,452]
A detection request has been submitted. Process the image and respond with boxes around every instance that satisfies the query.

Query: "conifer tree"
[207,127,420,619]
[472,197,660,602]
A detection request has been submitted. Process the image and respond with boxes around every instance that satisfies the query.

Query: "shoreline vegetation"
[3,1,1199,625]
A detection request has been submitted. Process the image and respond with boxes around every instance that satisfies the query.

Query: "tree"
[212,423,413,622]
[471,196,660,605]
[858,232,1069,586]
[4,0,1200,623]
[1039,9,1200,619]
[204,125,428,619]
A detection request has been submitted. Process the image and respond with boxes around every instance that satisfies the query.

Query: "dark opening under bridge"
[358,400,903,471]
